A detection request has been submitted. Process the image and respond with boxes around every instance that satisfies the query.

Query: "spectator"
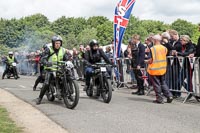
[105,46,113,77]
[85,45,90,51]
[105,46,112,59]
[131,34,145,95]
[172,35,196,98]
[77,45,86,80]
[195,23,200,57]
[111,40,124,87]
[161,32,171,56]
[124,40,136,88]
[169,30,182,97]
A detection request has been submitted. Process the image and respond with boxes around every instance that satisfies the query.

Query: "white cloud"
[0,0,200,24]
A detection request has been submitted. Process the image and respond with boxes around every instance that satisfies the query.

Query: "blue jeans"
[129,69,136,82]
[85,67,94,86]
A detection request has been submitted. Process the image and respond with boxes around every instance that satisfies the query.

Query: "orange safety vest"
[147,45,167,75]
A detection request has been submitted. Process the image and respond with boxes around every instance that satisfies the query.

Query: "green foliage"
[22,13,50,29]
[171,19,196,37]
[191,25,200,44]
[141,20,169,34]
[87,16,109,28]
[64,33,78,49]
[97,21,113,45]
[77,28,97,46]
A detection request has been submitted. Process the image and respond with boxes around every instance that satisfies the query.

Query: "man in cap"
[146,34,173,104]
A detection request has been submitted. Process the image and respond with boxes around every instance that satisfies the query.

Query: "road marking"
[4,87,27,91]
[19,85,26,89]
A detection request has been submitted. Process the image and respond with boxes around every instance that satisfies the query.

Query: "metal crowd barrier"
[143,56,200,103]
[71,57,200,103]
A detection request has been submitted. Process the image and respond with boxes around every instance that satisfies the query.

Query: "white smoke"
[0,65,5,75]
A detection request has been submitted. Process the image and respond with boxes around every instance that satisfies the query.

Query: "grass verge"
[0,106,23,133]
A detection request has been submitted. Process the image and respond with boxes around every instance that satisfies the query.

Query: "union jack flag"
[114,0,136,58]
[113,0,136,81]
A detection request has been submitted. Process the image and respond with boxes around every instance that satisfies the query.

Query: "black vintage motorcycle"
[86,62,113,103]
[45,61,79,109]
[6,62,18,80]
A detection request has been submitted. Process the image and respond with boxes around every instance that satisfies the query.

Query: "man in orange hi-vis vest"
[146,34,173,104]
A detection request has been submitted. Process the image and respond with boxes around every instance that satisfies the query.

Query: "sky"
[0,0,200,24]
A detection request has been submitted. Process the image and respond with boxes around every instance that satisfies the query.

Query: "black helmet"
[43,44,47,49]
[43,43,52,50]
[89,39,98,48]
[52,35,63,46]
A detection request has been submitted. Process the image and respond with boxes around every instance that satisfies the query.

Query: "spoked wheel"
[101,78,112,103]
[46,83,55,101]
[63,78,79,109]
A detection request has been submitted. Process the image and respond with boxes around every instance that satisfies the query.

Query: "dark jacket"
[161,41,172,56]
[84,49,112,65]
[131,42,145,68]
[169,39,182,53]
[195,37,200,57]
[177,42,196,57]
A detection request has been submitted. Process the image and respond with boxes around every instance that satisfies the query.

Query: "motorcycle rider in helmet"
[32,44,51,91]
[84,39,115,91]
[2,51,20,79]
[35,35,71,104]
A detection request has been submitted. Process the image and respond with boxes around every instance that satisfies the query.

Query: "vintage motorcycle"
[45,61,79,109]
[86,62,113,103]
[6,62,18,79]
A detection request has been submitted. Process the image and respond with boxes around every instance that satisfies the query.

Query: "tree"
[191,25,200,44]
[0,19,22,47]
[77,28,97,46]
[65,33,78,49]
[21,13,50,29]
[87,16,109,28]
[73,17,87,37]
[140,20,169,34]
[51,16,75,36]
[171,19,196,37]
[96,21,113,45]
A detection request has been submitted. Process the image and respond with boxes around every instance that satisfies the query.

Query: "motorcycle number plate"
[100,67,106,72]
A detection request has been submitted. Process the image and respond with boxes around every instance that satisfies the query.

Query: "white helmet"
[8,51,13,55]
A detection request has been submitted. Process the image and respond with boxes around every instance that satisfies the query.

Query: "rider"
[33,44,50,91]
[2,51,20,79]
[84,39,115,91]
[36,35,70,105]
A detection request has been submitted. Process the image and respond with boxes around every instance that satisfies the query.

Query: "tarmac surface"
[1,75,200,133]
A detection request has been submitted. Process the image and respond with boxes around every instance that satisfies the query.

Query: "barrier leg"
[145,86,153,96]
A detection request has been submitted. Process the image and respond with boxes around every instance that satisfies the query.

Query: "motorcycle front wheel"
[62,78,79,109]
[101,78,112,103]
[46,82,55,101]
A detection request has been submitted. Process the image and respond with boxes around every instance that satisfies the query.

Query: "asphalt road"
[1,76,200,133]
